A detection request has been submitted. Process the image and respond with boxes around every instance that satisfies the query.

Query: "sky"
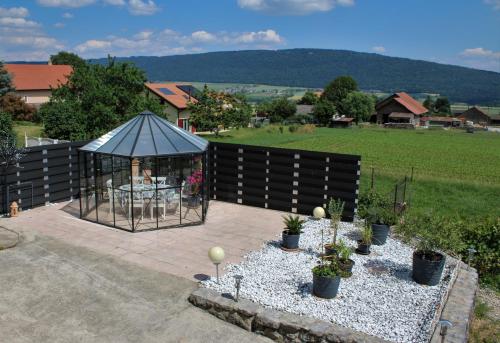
[0,0,499,72]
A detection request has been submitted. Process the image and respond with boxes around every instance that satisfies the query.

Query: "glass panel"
[95,154,114,227]
[112,156,133,231]
[82,153,96,222]
[180,154,203,225]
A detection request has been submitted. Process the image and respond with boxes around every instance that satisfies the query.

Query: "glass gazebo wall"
[79,151,208,232]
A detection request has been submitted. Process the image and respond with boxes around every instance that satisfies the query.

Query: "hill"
[96,49,500,105]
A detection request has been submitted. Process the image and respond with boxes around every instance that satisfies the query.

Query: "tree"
[50,51,86,69]
[313,100,336,126]
[434,97,451,114]
[340,92,376,124]
[0,61,14,97]
[298,91,319,105]
[0,94,38,121]
[40,56,163,140]
[188,85,251,135]
[423,96,434,111]
[321,76,358,109]
[257,97,297,123]
[0,111,25,214]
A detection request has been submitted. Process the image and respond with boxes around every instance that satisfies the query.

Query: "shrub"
[357,189,392,219]
[366,206,398,226]
[0,94,38,122]
[288,124,299,133]
[360,223,372,245]
[283,214,305,235]
[296,124,316,134]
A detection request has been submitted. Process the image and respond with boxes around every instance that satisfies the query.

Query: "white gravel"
[202,218,457,343]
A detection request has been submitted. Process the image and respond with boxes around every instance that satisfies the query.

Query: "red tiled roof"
[145,83,197,110]
[5,64,73,91]
[393,92,428,115]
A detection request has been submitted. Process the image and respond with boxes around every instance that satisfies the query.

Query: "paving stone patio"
[0,200,286,281]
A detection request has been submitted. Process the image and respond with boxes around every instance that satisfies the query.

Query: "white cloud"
[372,46,386,53]
[103,0,126,5]
[460,47,500,58]
[0,17,40,28]
[71,27,285,58]
[62,12,74,18]
[54,22,66,28]
[37,0,96,8]
[127,0,159,15]
[237,0,353,15]
[484,0,500,10]
[0,7,29,18]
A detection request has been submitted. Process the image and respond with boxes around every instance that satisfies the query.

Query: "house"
[145,83,199,132]
[5,64,73,108]
[458,107,500,126]
[331,117,354,128]
[375,92,428,126]
[420,116,462,128]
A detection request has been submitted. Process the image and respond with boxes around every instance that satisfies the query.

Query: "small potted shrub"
[282,214,305,250]
[395,213,463,286]
[367,206,397,245]
[324,197,345,256]
[337,240,355,273]
[312,259,347,299]
[356,223,372,255]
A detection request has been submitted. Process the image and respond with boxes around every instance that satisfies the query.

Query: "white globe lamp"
[313,206,325,220]
[208,246,225,283]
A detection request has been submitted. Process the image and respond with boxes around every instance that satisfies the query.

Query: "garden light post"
[439,320,452,343]
[208,246,225,284]
[234,275,243,302]
[467,247,476,270]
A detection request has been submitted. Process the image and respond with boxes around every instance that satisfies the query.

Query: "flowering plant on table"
[186,169,203,196]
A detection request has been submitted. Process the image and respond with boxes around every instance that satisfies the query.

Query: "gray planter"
[371,223,390,245]
[412,251,445,286]
[313,273,341,299]
[282,231,300,249]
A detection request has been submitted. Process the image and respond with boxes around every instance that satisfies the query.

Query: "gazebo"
[78,111,209,232]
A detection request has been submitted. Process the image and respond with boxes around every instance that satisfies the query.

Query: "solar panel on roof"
[158,87,175,95]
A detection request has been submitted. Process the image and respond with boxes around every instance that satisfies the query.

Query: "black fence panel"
[0,141,88,214]
[210,142,361,221]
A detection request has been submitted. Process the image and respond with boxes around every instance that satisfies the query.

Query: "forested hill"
[95,49,500,104]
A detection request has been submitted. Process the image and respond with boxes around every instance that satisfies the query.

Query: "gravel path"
[202,218,456,343]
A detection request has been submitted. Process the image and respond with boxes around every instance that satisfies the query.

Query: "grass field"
[13,121,44,146]
[206,125,500,219]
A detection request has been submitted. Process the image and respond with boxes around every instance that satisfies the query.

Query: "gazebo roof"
[80,111,208,157]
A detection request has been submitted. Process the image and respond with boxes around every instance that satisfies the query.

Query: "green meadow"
[206,125,500,219]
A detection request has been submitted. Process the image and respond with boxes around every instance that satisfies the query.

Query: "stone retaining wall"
[189,264,478,343]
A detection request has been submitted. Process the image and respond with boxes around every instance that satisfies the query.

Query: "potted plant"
[356,223,372,255]
[185,169,203,207]
[366,206,397,245]
[395,213,462,286]
[312,258,346,299]
[324,197,345,256]
[282,214,305,250]
[337,239,355,273]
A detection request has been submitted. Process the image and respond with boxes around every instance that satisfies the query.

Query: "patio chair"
[128,190,145,220]
[132,176,144,185]
[151,176,167,186]
[106,179,113,214]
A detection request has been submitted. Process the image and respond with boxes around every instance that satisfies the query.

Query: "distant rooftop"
[145,83,198,110]
[5,64,73,91]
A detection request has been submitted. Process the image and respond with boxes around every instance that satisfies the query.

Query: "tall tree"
[188,85,251,135]
[0,61,14,97]
[321,76,358,109]
[341,92,376,124]
[423,96,434,111]
[256,97,296,123]
[434,97,451,114]
[313,99,336,126]
[40,56,163,140]
[298,91,319,105]
[50,51,86,69]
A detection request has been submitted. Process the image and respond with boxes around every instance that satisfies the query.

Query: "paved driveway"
[0,233,270,343]
[1,200,286,281]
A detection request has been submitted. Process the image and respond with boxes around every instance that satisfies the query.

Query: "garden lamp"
[234,275,243,302]
[467,247,476,270]
[313,207,325,220]
[439,320,452,342]
[208,246,225,283]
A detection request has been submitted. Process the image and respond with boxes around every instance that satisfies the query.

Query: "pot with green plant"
[337,239,355,273]
[356,223,372,255]
[367,206,397,245]
[281,214,304,250]
[312,258,347,299]
[324,197,345,256]
[395,213,461,286]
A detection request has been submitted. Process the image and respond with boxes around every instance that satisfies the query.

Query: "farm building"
[4,64,73,108]
[375,92,428,126]
[331,117,354,128]
[145,83,199,132]
[458,107,500,126]
[420,116,462,128]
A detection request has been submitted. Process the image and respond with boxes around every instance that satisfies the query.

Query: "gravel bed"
[202,218,457,343]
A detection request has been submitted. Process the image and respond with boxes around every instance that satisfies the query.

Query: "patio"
[0,200,285,281]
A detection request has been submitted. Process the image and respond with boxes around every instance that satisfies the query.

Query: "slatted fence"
[209,142,361,221]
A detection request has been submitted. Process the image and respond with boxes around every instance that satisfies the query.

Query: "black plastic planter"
[324,244,338,256]
[339,259,355,273]
[371,223,390,245]
[356,240,371,255]
[312,274,341,299]
[282,231,300,249]
[412,251,445,286]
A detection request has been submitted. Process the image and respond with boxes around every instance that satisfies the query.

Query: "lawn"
[206,125,500,219]
[12,121,44,146]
